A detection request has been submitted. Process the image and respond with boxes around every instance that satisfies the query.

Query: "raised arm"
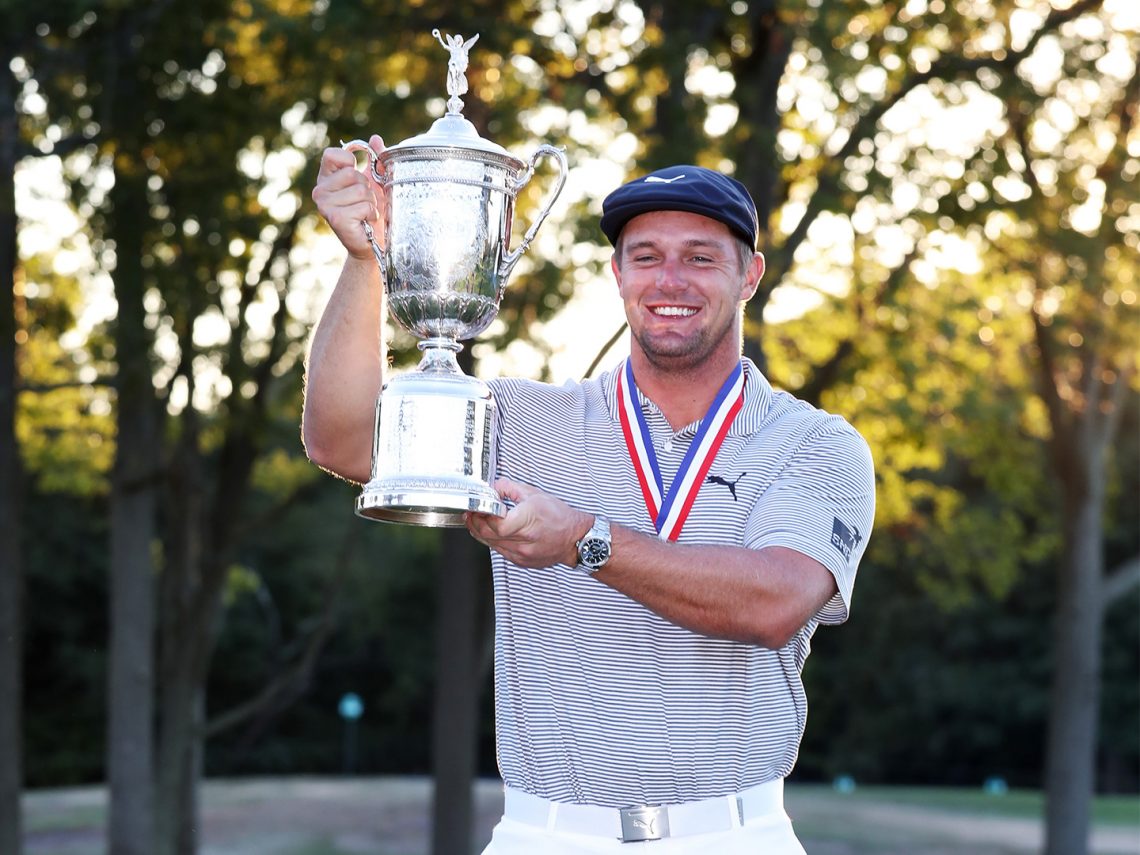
[302,135,387,483]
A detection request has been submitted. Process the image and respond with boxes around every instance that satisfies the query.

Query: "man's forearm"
[595,526,837,648]
[302,255,386,482]
[467,479,839,649]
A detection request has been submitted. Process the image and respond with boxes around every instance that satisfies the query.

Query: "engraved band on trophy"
[342,29,568,527]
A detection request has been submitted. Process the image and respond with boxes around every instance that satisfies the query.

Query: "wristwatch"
[575,515,612,574]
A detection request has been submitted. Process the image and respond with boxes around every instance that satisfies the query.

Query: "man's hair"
[614,233,756,276]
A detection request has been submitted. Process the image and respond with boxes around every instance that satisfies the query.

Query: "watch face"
[580,537,611,568]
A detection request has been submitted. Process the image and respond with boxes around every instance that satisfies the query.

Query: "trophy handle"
[498,144,568,285]
[340,139,388,269]
[341,138,385,183]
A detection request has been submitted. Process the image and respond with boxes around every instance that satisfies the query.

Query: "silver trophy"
[342,29,567,526]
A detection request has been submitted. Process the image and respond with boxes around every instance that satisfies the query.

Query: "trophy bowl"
[342,30,567,526]
[382,143,528,342]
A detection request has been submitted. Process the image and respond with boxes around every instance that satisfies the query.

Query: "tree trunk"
[106,166,158,855]
[155,656,205,855]
[155,580,213,855]
[0,49,25,855]
[733,0,790,245]
[154,682,204,855]
[155,426,206,855]
[430,529,486,855]
[431,343,494,855]
[153,294,281,855]
[1043,450,1106,855]
[105,162,159,855]
[731,2,789,373]
[108,465,158,855]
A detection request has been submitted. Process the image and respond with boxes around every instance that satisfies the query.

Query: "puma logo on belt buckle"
[619,805,669,841]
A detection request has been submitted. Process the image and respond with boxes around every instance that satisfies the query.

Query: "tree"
[19,3,333,850]
[429,527,492,855]
[8,5,171,849]
[102,19,162,853]
[566,3,1135,851]
[9,5,1135,855]
[0,24,25,855]
[763,5,1138,851]
[14,4,607,853]
[1,2,104,847]
[1003,42,1138,855]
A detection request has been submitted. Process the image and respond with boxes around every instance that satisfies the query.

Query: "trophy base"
[356,481,506,527]
[358,345,503,528]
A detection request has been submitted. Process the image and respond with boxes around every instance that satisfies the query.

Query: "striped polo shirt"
[487,358,875,809]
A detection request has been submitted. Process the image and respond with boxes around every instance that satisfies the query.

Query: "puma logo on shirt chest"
[706,472,746,501]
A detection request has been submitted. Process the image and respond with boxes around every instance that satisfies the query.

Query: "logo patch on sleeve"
[831,517,862,561]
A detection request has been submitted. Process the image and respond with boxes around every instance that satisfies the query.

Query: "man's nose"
[656,257,687,291]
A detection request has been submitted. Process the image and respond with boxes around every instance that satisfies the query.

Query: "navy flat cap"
[600,165,759,249]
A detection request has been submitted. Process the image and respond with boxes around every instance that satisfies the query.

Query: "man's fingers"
[331,203,380,233]
[317,145,358,179]
[312,155,383,254]
[315,162,371,200]
[468,503,529,541]
[318,179,377,215]
[320,135,386,179]
[494,478,536,505]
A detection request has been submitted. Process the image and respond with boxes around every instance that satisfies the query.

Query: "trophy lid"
[387,113,516,160]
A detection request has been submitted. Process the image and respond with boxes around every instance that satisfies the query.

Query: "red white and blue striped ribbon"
[616,358,745,542]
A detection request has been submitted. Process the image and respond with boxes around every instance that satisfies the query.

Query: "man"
[305,137,876,852]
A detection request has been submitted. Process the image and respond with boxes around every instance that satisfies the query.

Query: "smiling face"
[612,210,764,379]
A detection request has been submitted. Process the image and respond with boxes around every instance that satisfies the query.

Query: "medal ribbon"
[616,358,745,542]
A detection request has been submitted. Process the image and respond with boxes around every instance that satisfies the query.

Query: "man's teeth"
[652,306,697,317]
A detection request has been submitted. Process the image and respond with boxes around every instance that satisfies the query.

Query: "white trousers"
[481,784,807,855]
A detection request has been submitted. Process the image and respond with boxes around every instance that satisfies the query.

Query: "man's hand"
[465,478,593,569]
[312,134,386,261]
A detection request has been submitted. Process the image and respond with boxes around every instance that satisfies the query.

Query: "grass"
[23,788,106,833]
[781,784,1140,855]
[792,783,1140,824]
[274,841,359,855]
[24,807,103,834]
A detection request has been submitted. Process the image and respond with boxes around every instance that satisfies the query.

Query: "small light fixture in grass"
[833,775,856,794]
[983,776,1009,796]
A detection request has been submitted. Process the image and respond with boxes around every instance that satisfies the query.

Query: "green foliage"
[250,447,321,495]
[8,0,1137,803]
[204,481,449,776]
[799,551,1054,788]
[14,253,113,494]
[21,492,109,786]
[222,563,263,608]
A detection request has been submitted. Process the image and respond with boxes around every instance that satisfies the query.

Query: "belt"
[503,780,785,842]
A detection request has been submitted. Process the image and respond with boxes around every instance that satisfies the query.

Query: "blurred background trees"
[2,1,1136,855]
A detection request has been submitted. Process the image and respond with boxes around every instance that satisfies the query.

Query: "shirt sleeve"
[743,417,876,625]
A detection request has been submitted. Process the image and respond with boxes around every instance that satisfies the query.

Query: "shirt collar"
[602,357,772,437]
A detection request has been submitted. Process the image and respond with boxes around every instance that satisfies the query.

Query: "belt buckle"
[619,805,669,841]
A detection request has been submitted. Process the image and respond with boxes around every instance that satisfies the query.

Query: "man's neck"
[628,352,743,431]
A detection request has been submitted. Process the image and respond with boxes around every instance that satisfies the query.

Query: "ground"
[22,776,1140,855]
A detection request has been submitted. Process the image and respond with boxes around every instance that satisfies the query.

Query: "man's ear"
[741,251,765,301]
[611,253,623,294]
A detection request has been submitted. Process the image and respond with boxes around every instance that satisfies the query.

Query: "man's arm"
[302,136,387,484]
[465,478,837,649]
[598,533,836,648]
